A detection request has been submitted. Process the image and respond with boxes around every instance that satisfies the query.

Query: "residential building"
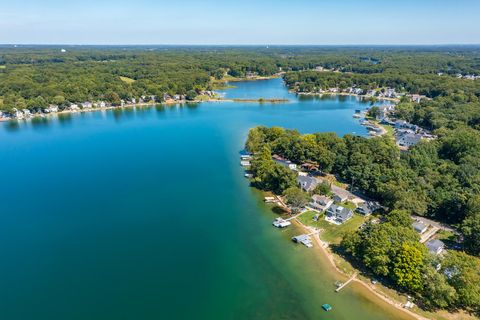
[297,175,318,192]
[412,221,429,234]
[22,109,32,117]
[426,239,445,255]
[397,133,422,148]
[273,155,297,170]
[327,204,353,224]
[310,195,333,212]
[332,189,350,203]
[68,104,79,111]
[44,105,59,113]
[81,102,93,109]
[377,105,395,120]
[356,201,381,216]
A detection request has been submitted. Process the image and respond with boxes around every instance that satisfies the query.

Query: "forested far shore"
[1,46,480,114]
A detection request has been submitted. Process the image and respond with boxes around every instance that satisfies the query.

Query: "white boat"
[273,217,291,228]
[240,160,251,166]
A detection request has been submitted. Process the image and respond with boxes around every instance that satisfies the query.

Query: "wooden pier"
[335,273,357,292]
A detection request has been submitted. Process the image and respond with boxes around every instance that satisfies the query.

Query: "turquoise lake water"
[0,78,411,319]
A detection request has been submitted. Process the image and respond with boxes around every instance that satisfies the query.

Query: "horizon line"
[2,43,480,47]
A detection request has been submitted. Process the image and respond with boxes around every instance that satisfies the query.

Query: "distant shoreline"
[295,91,401,103]
[0,96,293,123]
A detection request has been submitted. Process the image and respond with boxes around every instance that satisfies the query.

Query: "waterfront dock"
[335,273,357,292]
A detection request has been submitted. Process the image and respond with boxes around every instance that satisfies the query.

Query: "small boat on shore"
[240,160,251,166]
[273,217,291,228]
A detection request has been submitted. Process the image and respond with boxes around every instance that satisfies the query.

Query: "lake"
[0,78,411,319]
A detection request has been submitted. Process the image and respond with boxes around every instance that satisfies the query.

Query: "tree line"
[2,46,479,113]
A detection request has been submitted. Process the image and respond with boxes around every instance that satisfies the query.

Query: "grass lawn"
[298,211,367,244]
[341,201,357,210]
[119,76,136,84]
[0,65,5,69]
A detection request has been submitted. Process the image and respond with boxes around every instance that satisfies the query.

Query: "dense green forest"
[1,45,479,113]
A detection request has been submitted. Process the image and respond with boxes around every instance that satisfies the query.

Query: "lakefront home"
[356,201,381,216]
[81,102,93,109]
[397,133,422,148]
[332,189,350,203]
[297,175,318,192]
[44,105,59,113]
[310,195,334,212]
[412,221,429,234]
[273,155,297,170]
[426,239,445,255]
[68,104,80,111]
[326,204,353,224]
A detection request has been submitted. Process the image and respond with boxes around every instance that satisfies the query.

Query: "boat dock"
[291,230,320,248]
[240,160,251,166]
[335,273,357,292]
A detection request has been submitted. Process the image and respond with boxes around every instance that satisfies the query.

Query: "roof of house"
[312,194,332,204]
[357,201,381,214]
[356,203,372,214]
[397,133,422,146]
[426,239,445,254]
[412,221,428,232]
[297,175,318,191]
[333,188,350,200]
[328,204,353,218]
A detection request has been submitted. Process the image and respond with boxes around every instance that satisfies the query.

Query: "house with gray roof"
[412,221,429,234]
[297,175,318,192]
[326,204,353,224]
[397,133,422,148]
[425,239,445,255]
[356,201,381,216]
[332,188,350,203]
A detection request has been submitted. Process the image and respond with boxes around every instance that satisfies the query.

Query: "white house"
[67,104,80,111]
[81,102,93,109]
[45,105,59,113]
[22,109,32,117]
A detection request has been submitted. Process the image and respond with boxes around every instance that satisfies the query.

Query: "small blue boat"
[322,303,332,311]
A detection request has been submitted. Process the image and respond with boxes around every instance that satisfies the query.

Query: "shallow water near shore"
[0,78,411,319]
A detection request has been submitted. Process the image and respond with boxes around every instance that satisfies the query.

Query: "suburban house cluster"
[243,151,453,258]
[273,154,381,225]
[371,104,436,149]
[0,91,212,121]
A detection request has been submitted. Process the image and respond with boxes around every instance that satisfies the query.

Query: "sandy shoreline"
[292,219,429,320]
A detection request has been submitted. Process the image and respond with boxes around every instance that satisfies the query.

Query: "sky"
[0,0,479,45]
